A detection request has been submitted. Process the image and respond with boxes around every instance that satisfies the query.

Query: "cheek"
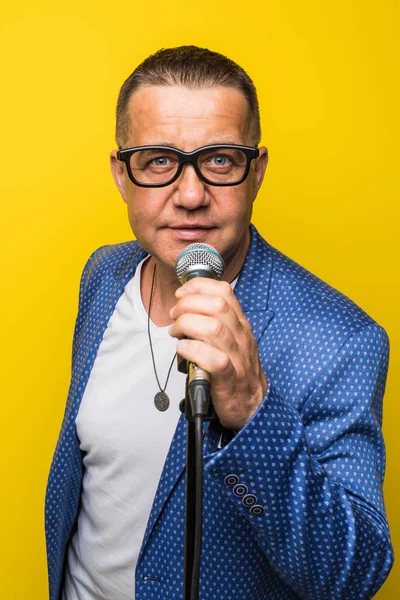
[125,190,154,224]
[125,200,139,228]
[125,190,168,243]
[124,194,148,239]
[217,186,252,220]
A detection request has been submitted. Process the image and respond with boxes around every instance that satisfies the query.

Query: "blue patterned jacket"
[45,225,393,599]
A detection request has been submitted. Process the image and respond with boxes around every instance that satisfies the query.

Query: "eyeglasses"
[116,144,259,187]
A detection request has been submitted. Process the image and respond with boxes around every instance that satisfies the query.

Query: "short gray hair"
[116,45,261,148]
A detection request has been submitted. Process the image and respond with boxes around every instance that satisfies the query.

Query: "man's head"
[110,46,268,282]
[115,46,262,149]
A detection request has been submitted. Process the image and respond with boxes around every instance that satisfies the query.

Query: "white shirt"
[63,257,187,600]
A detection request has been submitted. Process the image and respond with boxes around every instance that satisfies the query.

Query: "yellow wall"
[1,1,398,597]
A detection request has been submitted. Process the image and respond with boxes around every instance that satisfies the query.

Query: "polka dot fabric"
[45,226,393,599]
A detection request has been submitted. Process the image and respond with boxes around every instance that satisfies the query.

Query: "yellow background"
[1,1,398,598]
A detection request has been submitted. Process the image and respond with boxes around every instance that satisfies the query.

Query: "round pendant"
[154,391,170,412]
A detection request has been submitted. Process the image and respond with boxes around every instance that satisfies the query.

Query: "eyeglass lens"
[129,148,248,185]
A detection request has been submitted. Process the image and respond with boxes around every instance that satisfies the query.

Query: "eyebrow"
[140,140,244,148]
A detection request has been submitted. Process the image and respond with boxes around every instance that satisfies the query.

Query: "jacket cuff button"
[224,474,240,487]
[242,493,257,507]
[233,483,248,497]
[250,504,265,516]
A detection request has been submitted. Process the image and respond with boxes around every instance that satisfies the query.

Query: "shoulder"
[79,240,144,295]
[71,240,146,365]
[269,244,374,329]
[251,227,388,348]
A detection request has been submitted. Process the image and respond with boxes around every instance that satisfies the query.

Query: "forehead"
[125,85,252,149]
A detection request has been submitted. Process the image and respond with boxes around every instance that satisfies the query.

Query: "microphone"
[175,243,225,418]
[175,242,225,284]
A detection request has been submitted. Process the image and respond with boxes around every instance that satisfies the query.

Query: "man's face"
[110,85,268,280]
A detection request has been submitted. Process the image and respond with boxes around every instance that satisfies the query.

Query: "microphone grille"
[175,243,225,283]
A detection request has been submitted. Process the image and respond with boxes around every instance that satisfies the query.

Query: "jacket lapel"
[245,308,275,342]
[63,244,147,448]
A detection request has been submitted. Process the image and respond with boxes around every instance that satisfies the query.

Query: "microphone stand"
[179,358,218,600]
[174,250,224,599]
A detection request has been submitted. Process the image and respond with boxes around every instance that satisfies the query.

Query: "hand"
[168,278,268,431]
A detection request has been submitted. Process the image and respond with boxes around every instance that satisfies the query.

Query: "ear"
[252,146,268,200]
[110,150,128,203]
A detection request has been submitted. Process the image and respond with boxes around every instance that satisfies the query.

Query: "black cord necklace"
[147,263,177,412]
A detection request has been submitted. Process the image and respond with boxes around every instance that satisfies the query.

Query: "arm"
[204,323,393,599]
[169,278,393,599]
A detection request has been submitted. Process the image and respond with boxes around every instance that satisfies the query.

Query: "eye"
[151,156,174,167]
[209,155,232,167]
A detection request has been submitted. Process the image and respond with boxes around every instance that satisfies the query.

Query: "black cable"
[184,419,196,600]
[191,414,204,599]
[147,263,177,392]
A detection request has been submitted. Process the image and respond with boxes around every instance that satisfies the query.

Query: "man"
[45,46,393,599]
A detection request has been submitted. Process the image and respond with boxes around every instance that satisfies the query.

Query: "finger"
[169,313,239,355]
[176,338,234,379]
[176,278,243,320]
[170,293,239,328]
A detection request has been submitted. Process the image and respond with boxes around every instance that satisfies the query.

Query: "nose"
[172,163,209,210]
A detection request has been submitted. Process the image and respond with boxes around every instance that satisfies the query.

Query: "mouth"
[167,225,214,241]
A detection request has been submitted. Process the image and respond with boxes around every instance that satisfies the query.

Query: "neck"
[220,229,250,285]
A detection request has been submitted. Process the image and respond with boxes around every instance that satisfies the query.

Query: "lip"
[169,224,213,230]
[167,225,214,241]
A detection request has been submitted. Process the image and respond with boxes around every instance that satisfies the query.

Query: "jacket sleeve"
[204,322,393,599]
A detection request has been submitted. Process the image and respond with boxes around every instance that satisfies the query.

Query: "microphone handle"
[177,268,215,377]
[176,270,219,421]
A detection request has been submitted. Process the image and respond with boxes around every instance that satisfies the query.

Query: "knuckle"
[211,318,224,337]
[220,281,232,296]
[213,295,228,314]
[217,352,231,372]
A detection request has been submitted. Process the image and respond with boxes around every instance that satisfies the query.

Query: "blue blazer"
[45,225,393,599]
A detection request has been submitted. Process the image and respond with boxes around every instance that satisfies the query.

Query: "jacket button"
[250,504,265,516]
[233,483,248,497]
[224,474,240,487]
[242,494,257,507]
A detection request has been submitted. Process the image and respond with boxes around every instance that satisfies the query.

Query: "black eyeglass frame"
[116,144,260,188]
